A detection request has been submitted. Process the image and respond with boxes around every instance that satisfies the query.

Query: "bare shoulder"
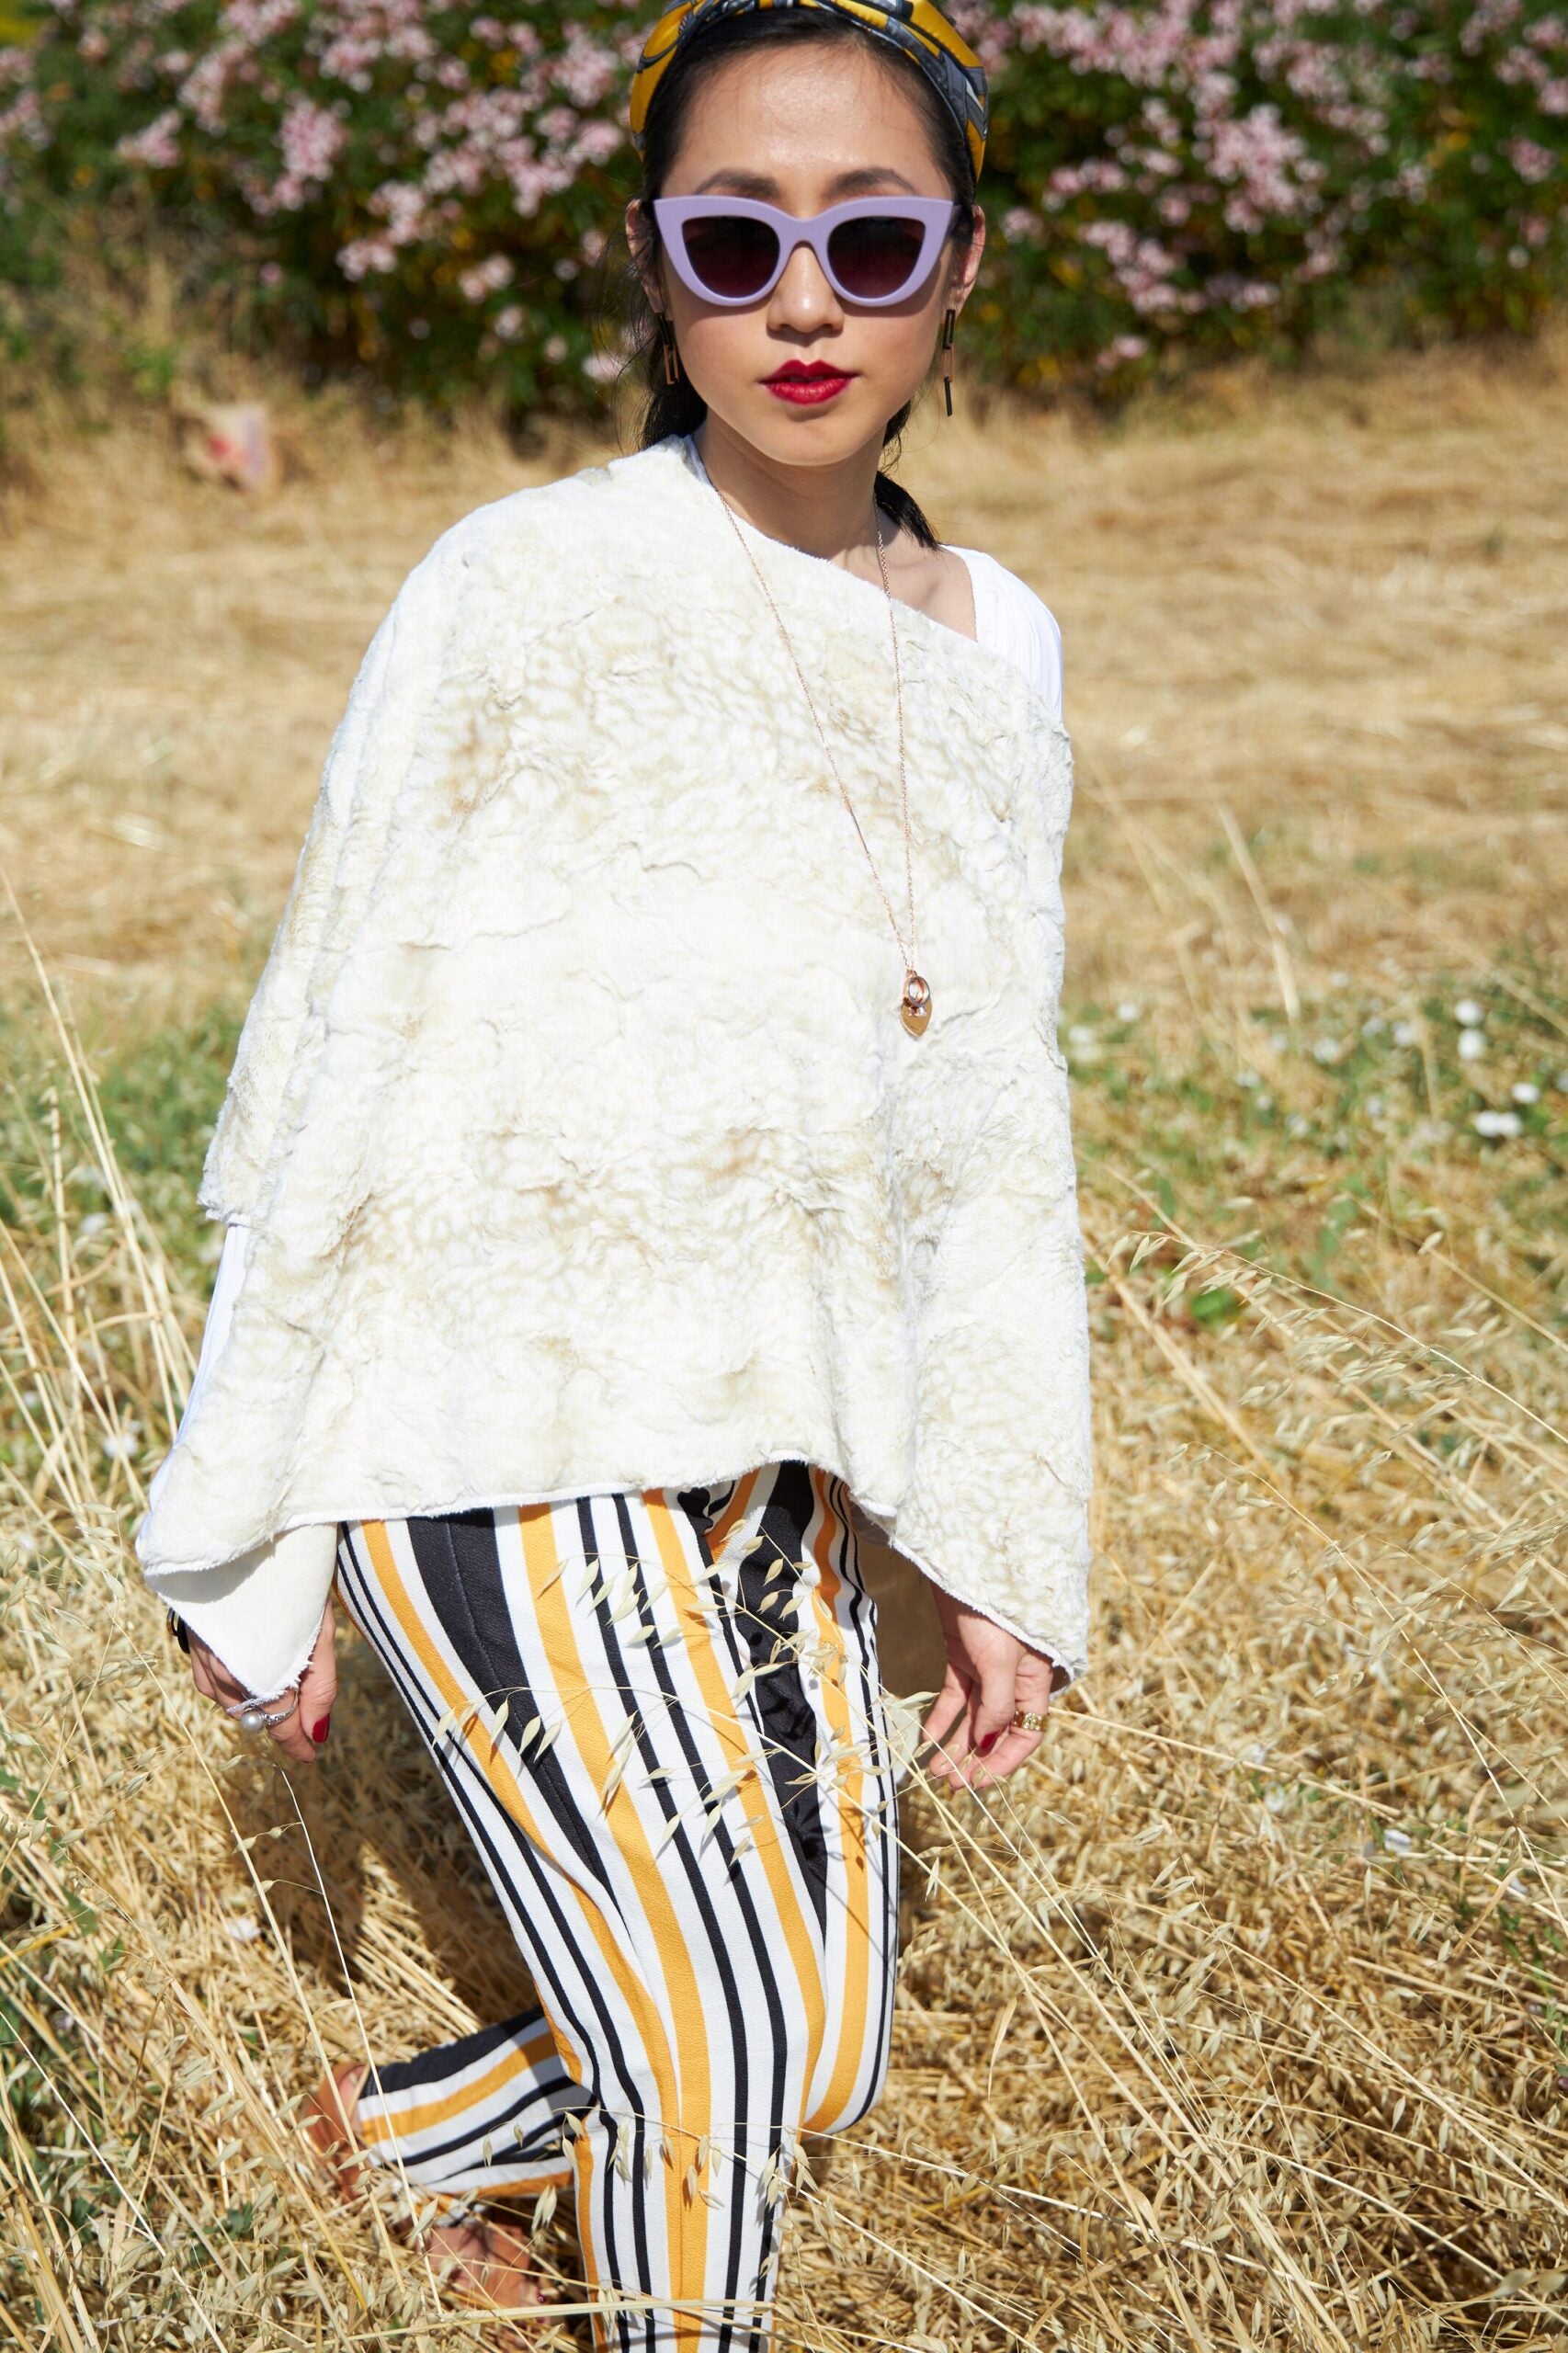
[880,527,980,642]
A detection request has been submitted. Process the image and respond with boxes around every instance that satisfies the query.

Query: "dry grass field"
[2,327,1566,2351]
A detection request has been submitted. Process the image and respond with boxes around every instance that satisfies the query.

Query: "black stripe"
[365,2004,552,2096]
[405,1509,618,1901]
[733,1462,831,1933]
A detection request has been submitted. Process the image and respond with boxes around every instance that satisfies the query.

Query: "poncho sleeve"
[143,534,464,1700]
[882,728,1095,1682]
[199,533,459,1225]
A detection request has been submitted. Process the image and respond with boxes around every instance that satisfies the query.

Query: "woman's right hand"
[187,1597,338,1767]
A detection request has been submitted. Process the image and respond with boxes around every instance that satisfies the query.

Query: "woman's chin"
[713,384,911,464]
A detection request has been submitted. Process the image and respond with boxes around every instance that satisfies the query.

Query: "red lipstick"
[764,360,855,405]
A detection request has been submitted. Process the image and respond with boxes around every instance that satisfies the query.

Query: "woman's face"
[630,40,985,467]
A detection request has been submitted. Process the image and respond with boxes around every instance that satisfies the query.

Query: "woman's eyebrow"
[689,166,922,197]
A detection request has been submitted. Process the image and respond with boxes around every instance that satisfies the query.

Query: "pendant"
[901,971,932,1037]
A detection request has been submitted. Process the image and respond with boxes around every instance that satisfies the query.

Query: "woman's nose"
[767,238,844,335]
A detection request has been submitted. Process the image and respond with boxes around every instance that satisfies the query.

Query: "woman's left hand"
[919,1586,1056,1790]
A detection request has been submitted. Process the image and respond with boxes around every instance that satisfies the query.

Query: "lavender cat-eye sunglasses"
[649,194,962,308]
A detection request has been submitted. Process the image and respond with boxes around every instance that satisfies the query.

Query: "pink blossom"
[459,252,514,301]
[117,105,181,167]
[338,232,395,278]
[1507,136,1556,181]
[280,97,345,185]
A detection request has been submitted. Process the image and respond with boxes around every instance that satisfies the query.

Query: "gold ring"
[1011,1708,1046,1733]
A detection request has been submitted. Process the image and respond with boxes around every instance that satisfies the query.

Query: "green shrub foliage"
[2,0,1564,409]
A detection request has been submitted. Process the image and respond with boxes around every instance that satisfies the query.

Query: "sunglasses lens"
[826,214,928,300]
[681,215,780,300]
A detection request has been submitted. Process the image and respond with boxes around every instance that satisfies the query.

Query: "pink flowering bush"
[965,0,1568,389]
[1,0,644,401]
[1,0,1564,408]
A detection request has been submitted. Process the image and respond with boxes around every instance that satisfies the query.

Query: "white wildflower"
[1458,1027,1485,1062]
[1473,1109,1521,1139]
[1511,1081,1540,1105]
[1453,997,1484,1027]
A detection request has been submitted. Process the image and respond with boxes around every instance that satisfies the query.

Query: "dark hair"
[606,10,979,550]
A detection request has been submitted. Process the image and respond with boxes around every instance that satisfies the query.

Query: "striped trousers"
[332,1460,903,2351]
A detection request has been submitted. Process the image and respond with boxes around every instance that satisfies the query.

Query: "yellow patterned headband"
[629,0,988,188]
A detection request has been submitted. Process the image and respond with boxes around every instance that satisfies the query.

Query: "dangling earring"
[941,308,958,417]
[658,313,682,388]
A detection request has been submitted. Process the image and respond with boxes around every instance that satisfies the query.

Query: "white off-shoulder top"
[153,452,1072,1692]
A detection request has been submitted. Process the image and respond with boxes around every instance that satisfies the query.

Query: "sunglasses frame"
[648,194,963,309]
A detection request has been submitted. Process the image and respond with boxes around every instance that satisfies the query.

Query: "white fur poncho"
[137,431,1093,1698]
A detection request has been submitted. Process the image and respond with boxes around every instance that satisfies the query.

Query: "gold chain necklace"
[710,480,933,1039]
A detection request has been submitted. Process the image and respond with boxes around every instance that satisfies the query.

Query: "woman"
[141,0,1094,2340]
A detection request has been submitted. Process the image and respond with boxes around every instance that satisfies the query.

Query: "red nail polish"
[978,1730,998,1756]
[312,1716,332,1745]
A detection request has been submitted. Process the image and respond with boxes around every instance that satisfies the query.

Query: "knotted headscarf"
[629,0,989,187]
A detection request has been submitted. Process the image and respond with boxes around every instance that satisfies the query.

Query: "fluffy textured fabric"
[137,431,1093,1698]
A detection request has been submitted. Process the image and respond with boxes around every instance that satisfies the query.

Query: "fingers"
[934,1665,1018,1790]
[187,1636,247,1709]
[262,1687,320,1768]
[921,1659,1011,1791]
[293,1598,338,1756]
[917,1665,971,1782]
[965,1717,1045,1790]
[922,1645,1057,1792]
[921,1586,1029,1790]
[185,1604,339,1770]
[967,1655,1055,1789]
[269,1597,337,1767]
